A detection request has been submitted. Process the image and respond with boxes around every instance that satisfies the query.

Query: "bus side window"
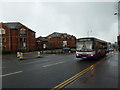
[95,42,99,54]
[99,44,103,49]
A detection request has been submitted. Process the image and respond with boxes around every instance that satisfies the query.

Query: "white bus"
[76,37,108,59]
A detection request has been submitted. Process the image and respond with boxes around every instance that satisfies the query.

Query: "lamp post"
[114,1,120,52]
[114,1,120,16]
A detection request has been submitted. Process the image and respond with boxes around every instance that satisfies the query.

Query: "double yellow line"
[51,61,101,90]
[51,53,114,89]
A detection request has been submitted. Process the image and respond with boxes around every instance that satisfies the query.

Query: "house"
[0,22,36,52]
[36,36,49,50]
[47,32,76,49]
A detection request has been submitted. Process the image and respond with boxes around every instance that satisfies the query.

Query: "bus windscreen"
[77,41,93,52]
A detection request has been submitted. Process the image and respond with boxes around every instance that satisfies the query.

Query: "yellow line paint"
[51,60,102,90]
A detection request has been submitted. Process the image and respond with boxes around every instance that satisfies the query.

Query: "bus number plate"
[82,57,87,59]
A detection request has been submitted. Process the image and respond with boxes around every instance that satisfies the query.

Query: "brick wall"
[1,22,36,52]
[47,32,76,49]
[1,23,11,51]
[49,37,62,48]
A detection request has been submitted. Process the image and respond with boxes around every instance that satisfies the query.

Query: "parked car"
[62,47,71,51]
[110,48,114,51]
[108,48,114,52]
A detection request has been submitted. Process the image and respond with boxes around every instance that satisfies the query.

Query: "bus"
[76,37,108,59]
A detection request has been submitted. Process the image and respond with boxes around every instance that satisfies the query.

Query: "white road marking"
[0,71,23,77]
[24,60,49,65]
[43,61,65,67]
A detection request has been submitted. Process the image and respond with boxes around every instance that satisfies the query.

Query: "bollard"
[17,52,20,58]
[38,51,41,58]
[19,52,23,60]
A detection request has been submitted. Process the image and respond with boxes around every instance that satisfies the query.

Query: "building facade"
[0,22,36,52]
[36,36,50,50]
[47,32,76,49]
[36,32,76,50]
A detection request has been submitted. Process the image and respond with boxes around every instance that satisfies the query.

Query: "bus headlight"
[90,54,94,56]
[88,54,94,56]
[76,54,79,56]
[76,54,81,56]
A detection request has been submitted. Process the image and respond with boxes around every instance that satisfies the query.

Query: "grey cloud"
[0,2,118,43]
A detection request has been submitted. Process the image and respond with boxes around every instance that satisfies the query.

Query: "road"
[1,52,119,89]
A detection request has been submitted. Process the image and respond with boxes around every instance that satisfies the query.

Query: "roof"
[47,32,75,38]
[48,32,61,37]
[3,22,36,33]
[37,36,49,41]
[4,22,22,30]
[77,37,108,43]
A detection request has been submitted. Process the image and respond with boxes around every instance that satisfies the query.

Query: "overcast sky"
[0,0,119,43]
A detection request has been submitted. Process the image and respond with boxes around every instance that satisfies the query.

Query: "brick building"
[0,22,36,52]
[47,32,76,49]
[36,36,49,50]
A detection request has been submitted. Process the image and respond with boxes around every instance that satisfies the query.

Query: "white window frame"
[0,28,5,34]
[0,43,2,51]
[20,28,26,35]
[2,45,6,50]
[0,38,2,43]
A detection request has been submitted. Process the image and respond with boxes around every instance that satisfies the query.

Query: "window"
[23,42,26,49]
[32,33,35,36]
[0,38,2,43]
[67,37,70,39]
[72,37,74,40]
[0,28,5,34]
[77,41,93,52]
[20,44,26,49]
[2,46,6,50]
[0,38,6,43]
[48,36,51,39]
[20,45,23,49]
[63,41,67,47]
[0,43,2,51]
[20,38,26,42]
[23,38,26,42]
[20,28,26,35]
[20,38,22,42]
[2,38,6,42]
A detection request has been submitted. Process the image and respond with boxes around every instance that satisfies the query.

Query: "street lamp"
[114,1,120,16]
[114,1,120,52]
[114,12,118,15]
